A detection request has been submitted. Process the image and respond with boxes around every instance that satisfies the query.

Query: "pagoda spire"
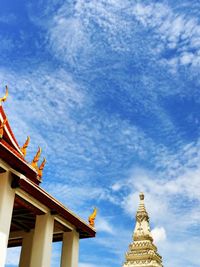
[133,192,153,242]
[123,193,163,267]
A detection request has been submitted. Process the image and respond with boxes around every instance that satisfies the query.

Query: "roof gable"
[0,105,23,156]
[0,104,39,184]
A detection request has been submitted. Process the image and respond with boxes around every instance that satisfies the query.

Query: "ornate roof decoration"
[38,158,46,181]
[20,136,30,157]
[31,147,47,181]
[0,118,7,138]
[0,86,46,184]
[0,86,8,139]
[123,193,163,267]
[31,147,42,169]
[88,207,97,228]
[0,85,8,103]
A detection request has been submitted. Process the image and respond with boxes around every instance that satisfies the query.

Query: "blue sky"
[2,0,200,266]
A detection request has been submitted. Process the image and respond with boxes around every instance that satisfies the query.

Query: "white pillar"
[61,230,79,267]
[19,230,34,267]
[30,213,54,267]
[0,171,15,267]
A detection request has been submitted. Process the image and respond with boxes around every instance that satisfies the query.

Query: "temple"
[0,88,96,267]
[123,193,163,267]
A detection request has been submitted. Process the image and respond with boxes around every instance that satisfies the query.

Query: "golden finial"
[0,86,8,104]
[38,158,46,180]
[88,207,97,228]
[20,136,30,157]
[31,147,42,169]
[0,118,7,138]
[139,192,144,200]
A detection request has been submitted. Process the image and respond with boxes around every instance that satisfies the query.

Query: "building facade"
[123,193,163,267]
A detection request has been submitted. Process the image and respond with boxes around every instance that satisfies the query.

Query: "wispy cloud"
[131,2,200,69]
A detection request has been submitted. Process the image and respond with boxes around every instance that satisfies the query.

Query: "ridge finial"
[38,158,46,180]
[0,85,8,104]
[20,136,30,157]
[31,147,42,169]
[88,207,98,228]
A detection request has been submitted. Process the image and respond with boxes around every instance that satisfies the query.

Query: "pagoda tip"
[139,192,144,200]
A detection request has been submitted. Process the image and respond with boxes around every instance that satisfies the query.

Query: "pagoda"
[0,87,96,267]
[123,193,163,267]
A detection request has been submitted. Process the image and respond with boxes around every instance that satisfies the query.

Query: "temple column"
[0,171,15,267]
[29,213,54,267]
[19,230,34,267]
[61,230,79,267]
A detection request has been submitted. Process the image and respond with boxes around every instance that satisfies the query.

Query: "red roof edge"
[0,105,22,152]
[0,141,39,185]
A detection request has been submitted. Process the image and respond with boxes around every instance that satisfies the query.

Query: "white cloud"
[132,2,200,69]
[96,216,114,235]
[48,16,91,65]
[151,227,167,244]
[180,52,195,65]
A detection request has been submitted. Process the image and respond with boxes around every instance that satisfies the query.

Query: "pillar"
[29,213,54,267]
[19,230,34,267]
[0,171,15,267]
[61,230,79,267]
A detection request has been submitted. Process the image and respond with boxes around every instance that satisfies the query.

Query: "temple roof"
[0,90,96,239]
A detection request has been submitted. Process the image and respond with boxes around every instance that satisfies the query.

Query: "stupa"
[123,193,163,267]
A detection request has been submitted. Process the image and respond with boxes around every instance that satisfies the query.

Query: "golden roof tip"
[88,207,98,228]
[20,136,30,157]
[31,147,42,169]
[38,157,47,180]
[0,85,9,104]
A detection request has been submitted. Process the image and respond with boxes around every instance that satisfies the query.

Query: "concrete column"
[30,213,54,267]
[0,171,15,267]
[61,230,79,267]
[19,230,34,267]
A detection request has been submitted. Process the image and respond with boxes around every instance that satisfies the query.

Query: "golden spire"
[123,193,163,267]
[133,192,152,242]
[31,147,42,169]
[38,158,46,180]
[88,207,97,228]
[0,86,8,104]
[0,118,7,138]
[20,136,30,157]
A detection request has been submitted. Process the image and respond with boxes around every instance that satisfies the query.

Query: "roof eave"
[13,175,96,239]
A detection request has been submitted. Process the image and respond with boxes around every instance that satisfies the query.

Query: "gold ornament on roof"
[88,207,97,228]
[0,118,7,138]
[0,86,8,103]
[31,147,42,169]
[20,136,30,157]
[38,158,46,180]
